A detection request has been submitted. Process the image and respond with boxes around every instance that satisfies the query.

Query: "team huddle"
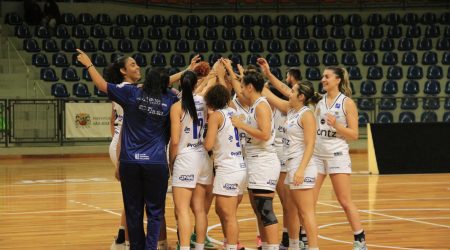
[76,49,367,250]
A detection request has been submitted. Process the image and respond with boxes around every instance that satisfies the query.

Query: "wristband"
[86,64,94,70]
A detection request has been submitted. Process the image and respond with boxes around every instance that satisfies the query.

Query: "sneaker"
[110,238,128,250]
[204,237,216,249]
[256,236,262,250]
[279,231,289,249]
[237,241,245,250]
[299,241,306,250]
[353,241,368,250]
[190,233,196,248]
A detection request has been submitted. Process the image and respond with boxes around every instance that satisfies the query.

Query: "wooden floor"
[0,154,449,250]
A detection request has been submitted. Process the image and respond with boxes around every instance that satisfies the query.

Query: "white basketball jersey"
[232,96,249,156]
[177,95,207,154]
[315,93,349,158]
[213,107,246,172]
[273,108,287,160]
[284,106,310,159]
[244,97,276,156]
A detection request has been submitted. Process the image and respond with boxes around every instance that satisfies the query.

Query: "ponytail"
[298,81,322,106]
[180,71,198,124]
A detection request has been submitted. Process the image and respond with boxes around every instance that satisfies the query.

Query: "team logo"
[184,127,190,133]
[320,118,326,124]
[228,135,234,142]
[304,177,316,183]
[223,183,238,190]
[179,174,194,182]
[266,179,277,186]
[335,103,341,108]
[75,113,91,127]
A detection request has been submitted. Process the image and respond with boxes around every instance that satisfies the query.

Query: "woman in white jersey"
[203,84,247,250]
[105,56,140,250]
[313,66,367,250]
[169,70,213,250]
[231,70,281,250]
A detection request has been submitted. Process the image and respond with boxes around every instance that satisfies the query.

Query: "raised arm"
[221,58,245,100]
[170,54,201,84]
[77,49,107,93]
[261,87,290,114]
[257,57,292,97]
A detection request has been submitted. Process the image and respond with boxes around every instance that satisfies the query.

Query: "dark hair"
[180,71,199,124]
[143,67,168,97]
[287,68,302,81]
[269,86,287,100]
[193,61,211,78]
[296,81,322,105]
[325,66,352,97]
[243,71,265,92]
[245,64,260,73]
[204,85,230,110]
[103,56,130,84]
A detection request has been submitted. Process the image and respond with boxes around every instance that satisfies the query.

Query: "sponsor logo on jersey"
[228,135,234,142]
[187,142,201,148]
[134,153,150,160]
[304,177,315,183]
[334,152,343,156]
[179,174,195,182]
[335,103,341,108]
[223,183,238,190]
[184,127,190,133]
[317,129,337,138]
[266,179,277,186]
[75,113,91,127]
[320,118,326,125]
[230,151,242,156]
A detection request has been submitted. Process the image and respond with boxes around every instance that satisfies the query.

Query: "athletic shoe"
[110,239,128,250]
[190,233,196,248]
[299,241,306,250]
[237,241,245,250]
[279,231,289,249]
[256,235,262,250]
[353,241,368,250]
[204,237,216,249]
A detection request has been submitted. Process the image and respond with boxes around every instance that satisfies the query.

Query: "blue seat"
[285,39,300,53]
[129,26,144,39]
[357,98,375,110]
[293,15,308,26]
[267,39,282,53]
[376,112,394,123]
[241,27,255,40]
[312,14,327,26]
[41,68,58,81]
[421,12,436,25]
[360,80,377,95]
[402,51,418,65]
[367,66,383,80]
[347,66,362,80]
[276,27,291,39]
[387,66,403,80]
[385,13,401,25]
[170,54,186,67]
[209,53,222,66]
[98,39,115,52]
[387,25,402,38]
[443,112,450,122]
[52,53,69,67]
[62,67,80,81]
[436,38,450,50]
[240,15,255,27]
[285,53,301,67]
[445,26,450,37]
[349,26,364,39]
[403,13,418,25]
[80,39,96,52]
[294,26,309,39]
[51,83,70,98]
[423,79,441,95]
[185,28,199,40]
[249,39,263,53]
[323,53,338,66]
[313,26,328,39]
[151,53,166,67]
[168,15,183,27]
[73,82,91,98]
[304,39,319,52]
[401,97,418,110]
[204,28,218,40]
[407,66,423,80]
[92,53,107,67]
[43,39,59,52]
[421,111,437,122]
[276,15,290,27]
[379,38,394,51]
[151,15,166,27]
[155,39,170,53]
[358,112,370,127]
[212,40,227,53]
[110,53,124,63]
[134,14,148,26]
[259,27,273,40]
[229,53,243,66]
[306,67,321,81]
[94,86,107,97]
[382,52,398,65]
[138,39,153,53]
[222,28,237,40]
[132,53,147,67]
[330,14,344,26]
[72,25,88,39]
[32,53,49,67]
[223,15,237,28]
[270,67,283,80]
[247,54,260,66]
[61,13,76,26]
[23,39,40,52]
[148,27,163,40]
[422,51,438,65]
[35,26,51,38]
[442,51,450,65]
[304,53,320,67]
[397,37,413,51]
[417,37,432,51]
[118,39,133,53]
[322,39,337,52]
[330,26,346,39]
[96,14,112,26]
[56,25,70,39]
[110,25,125,39]
[78,13,94,25]
[205,15,219,28]
[403,79,419,94]
[5,12,23,25]
[360,39,374,51]
[367,13,383,26]
[266,54,281,67]
[71,53,83,67]
[369,26,384,39]
[406,25,421,38]
[379,97,397,110]
[445,97,450,110]
[425,24,440,38]
[194,40,208,53]
[348,14,362,26]
[381,80,399,95]
[62,38,77,52]
[258,15,273,27]
[427,65,443,79]
[440,12,450,24]
[342,52,357,66]
[231,40,245,53]
[446,81,450,94]
[423,97,440,110]
[399,112,415,123]
[91,25,106,38]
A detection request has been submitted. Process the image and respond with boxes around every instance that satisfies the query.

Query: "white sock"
[180,247,190,250]
[262,242,268,250]
[267,244,279,250]
[282,227,288,233]
[119,225,125,230]
[289,238,300,250]
[354,229,364,235]
[195,243,204,250]
[226,244,237,250]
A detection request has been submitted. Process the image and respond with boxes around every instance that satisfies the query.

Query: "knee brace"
[254,196,278,227]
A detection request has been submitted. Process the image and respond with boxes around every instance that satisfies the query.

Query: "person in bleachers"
[24,0,43,25]
[43,0,61,28]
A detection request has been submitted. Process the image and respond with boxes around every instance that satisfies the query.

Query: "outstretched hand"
[188,54,201,70]
[256,57,270,76]
[76,49,93,68]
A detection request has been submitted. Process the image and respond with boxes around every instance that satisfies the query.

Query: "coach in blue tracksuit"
[77,49,177,250]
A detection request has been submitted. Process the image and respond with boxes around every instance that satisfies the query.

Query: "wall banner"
[65,103,112,138]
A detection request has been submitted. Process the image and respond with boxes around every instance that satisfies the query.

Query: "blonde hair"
[325,66,352,97]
